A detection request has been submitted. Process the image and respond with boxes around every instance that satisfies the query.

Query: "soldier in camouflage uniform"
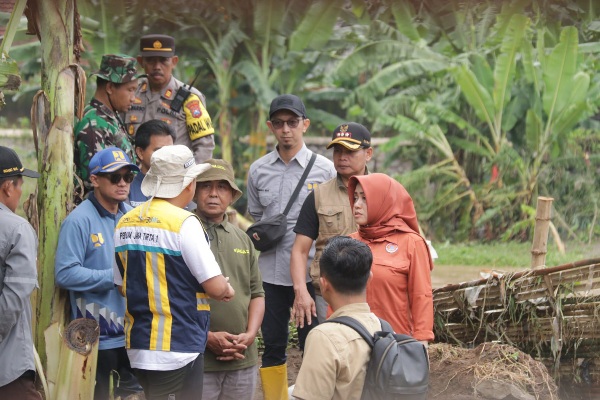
[126,34,215,164]
[74,54,139,194]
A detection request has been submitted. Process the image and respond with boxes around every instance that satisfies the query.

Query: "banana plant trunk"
[29,0,77,371]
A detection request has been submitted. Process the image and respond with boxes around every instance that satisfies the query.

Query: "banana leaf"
[525,108,543,153]
[542,26,578,122]
[391,1,421,42]
[492,14,529,133]
[453,65,496,141]
[289,0,343,52]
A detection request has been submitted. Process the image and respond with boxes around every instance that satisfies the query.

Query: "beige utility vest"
[311,176,357,292]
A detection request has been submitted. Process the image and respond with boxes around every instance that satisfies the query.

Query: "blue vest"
[115,199,210,353]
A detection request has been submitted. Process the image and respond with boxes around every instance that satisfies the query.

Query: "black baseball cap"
[326,122,372,150]
[0,146,39,178]
[269,94,307,119]
[140,34,176,57]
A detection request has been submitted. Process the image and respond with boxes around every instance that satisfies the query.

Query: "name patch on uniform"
[119,230,159,243]
[234,248,250,254]
[157,106,177,117]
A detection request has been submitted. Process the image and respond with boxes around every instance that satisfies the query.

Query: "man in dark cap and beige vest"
[127,34,215,164]
[290,122,373,327]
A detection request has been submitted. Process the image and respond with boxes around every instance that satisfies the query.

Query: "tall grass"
[434,240,600,268]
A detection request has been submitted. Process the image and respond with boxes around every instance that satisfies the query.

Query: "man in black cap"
[126,34,216,164]
[290,122,373,327]
[0,146,42,400]
[246,94,335,399]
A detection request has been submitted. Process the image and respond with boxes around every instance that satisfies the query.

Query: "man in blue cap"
[55,147,141,399]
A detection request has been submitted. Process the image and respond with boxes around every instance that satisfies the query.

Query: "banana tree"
[454,16,594,205]
[182,17,249,164]
[236,0,345,159]
[26,0,82,374]
[0,0,28,107]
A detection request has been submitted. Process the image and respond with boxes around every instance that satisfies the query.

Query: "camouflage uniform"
[74,54,139,193]
[74,100,135,185]
[126,76,215,164]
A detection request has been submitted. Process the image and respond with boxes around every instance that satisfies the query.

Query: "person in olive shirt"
[195,159,265,400]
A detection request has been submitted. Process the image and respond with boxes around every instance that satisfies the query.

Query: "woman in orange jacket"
[348,173,434,344]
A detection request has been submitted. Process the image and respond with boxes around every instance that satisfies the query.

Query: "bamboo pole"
[531,196,554,269]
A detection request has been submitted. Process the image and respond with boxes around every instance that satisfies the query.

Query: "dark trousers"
[134,355,204,400]
[261,282,318,367]
[0,371,42,400]
[95,347,140,400]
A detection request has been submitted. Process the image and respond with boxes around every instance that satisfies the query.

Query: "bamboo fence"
[433,258,600,381]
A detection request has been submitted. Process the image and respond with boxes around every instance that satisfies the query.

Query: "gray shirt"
[0,203,38,386]
[247,144,336,286]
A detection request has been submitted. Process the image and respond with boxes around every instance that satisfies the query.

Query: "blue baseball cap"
[88,147,140,175]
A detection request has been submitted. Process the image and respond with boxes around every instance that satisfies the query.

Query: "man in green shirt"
[195,159,265,400]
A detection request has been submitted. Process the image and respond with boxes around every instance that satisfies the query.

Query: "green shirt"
[201,216,264,371]
[74,98,136,192]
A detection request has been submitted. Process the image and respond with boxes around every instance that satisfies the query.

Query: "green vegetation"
[3,1,599,245]
[434,240,600,268]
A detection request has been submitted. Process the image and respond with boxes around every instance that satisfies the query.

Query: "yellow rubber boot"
[259,364,289,400]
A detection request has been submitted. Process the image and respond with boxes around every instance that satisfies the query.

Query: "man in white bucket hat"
[114,144,235,399]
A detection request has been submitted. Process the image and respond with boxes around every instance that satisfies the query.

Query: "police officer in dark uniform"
[127,34,215,164]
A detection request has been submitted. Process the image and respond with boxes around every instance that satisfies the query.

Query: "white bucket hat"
[142,145,210,199]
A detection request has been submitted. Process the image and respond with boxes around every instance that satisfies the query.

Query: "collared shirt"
[74,98,136,191]
[247,144,335,286]
[126,76,215,164]
[54,193,131,350]
[0,203,38,387]
[292,303,381,400]
[200,215,264,372]
[128,171,147,207]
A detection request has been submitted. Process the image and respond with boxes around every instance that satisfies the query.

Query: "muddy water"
[431,263,525,289]
[432,263,600,400]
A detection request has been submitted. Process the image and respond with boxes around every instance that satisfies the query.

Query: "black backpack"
[326,316,429,400]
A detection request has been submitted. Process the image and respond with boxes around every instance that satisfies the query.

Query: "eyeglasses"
[98,172,135,184]
[270,118,302,129]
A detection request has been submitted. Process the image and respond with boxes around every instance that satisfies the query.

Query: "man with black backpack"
[291,236,429,400]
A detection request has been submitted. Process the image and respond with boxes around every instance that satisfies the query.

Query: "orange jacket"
[350,231,434,341]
